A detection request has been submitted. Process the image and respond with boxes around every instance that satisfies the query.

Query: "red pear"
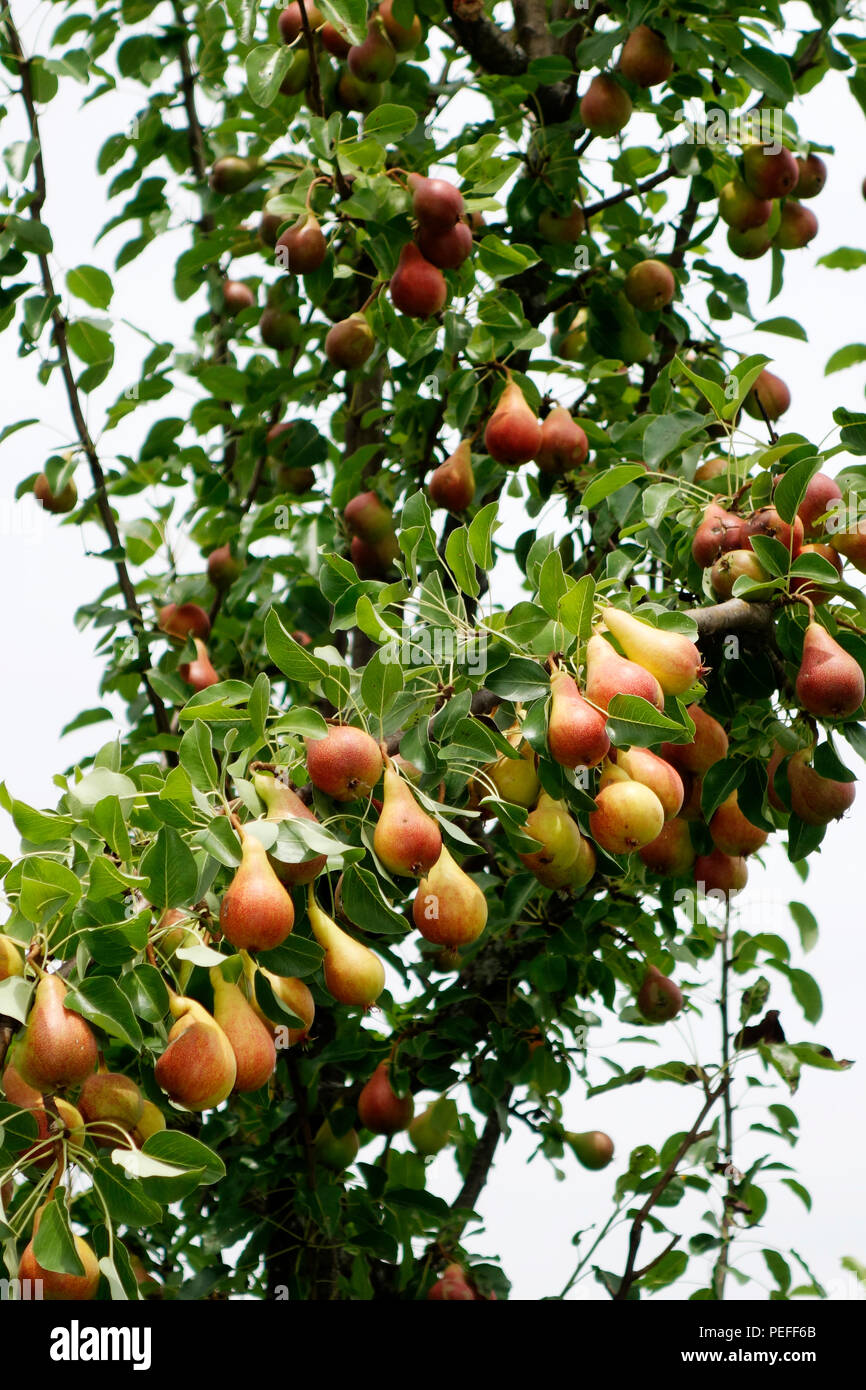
[158,603,210,642]
[742,506,803,556]
[390,243,446,317]
[796,472,842,537]
[795,621,865,720]
[694,848,748,896]
[638,964,683,1022]
[585,633,664,711]
[429,440,475,511]
[774,201,818,250]
[220,828,295,952]
[794,154,827,198]
[358,1061,414,1134]
[408,173,465,230]
[692,503,743,567]
[379,0,423,51]
[306,725,384,801]
[742,143,799,199]
[718,178,772,231]
[638,818,695,876]
[222,279,255,316]
[536,407,589,475]
[276,212,327,275]
[790,543,842,604]
[662,704,728,774]
[744,369,790,422]
[785,750,855,825]
[484,377,542,467]
[343,491,394,543]
[179,638,219,692]
[416,219,473,268]
[619,25,673,86]
[709,791,768,857]
[580,74,632,136]
[547,668,610,769]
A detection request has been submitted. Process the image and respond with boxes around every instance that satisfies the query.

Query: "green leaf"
[141,827,198,910]
[33,1193,86,1276]
[363,105,417,141]
[788,901,818,953]
[754,317,808,342]
[142,1130,225,1184]
[559,574,596,639]
[774,457,821,525]
[700,758,745,821]
[582,465,645,509]
[817,248,866,271]
[730,47,794,103]
[825,343,866,375]
[340,865,409,935]
[66,319,113,366]
[93,1162,163,1227]
[66,265,113,310]
[245,44,293,106]
[445,526,479,596]
[65,976,143,1048]
[605,696,689,749]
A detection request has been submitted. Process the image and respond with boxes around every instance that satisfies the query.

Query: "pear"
[484,377,542,467]
[742,505,803,555]
[413,845,488,945]
[337,70,383,112]
[78,1068,144,1146]
[16,975,98,1092]
[538,203,586,244]
[624,259,676,312]
[379,0,423,50]
[786,750,856,825]
[427,1263,489,1300]
[325,312,375,370]
[350,533,401,577]
[314,1117,359,1170]
[19,1215,99,1301]
[429,440,475,511]
[485,727,540,807]
[775,201,818,250]
[251,968,315,1044]
[710,549,769,599]
[154,994,236,1111]
[178,638,219,692]
[638,964,683,1022]
[132,1099,166,1147]
[796,472,842,537]
[409,1098,456,1155]
[222,279,255,316]
[518,792,583,883]
[830,520,866,573]
[536,407,589,475]
[206,544,241,590]
[0,933,24,981]
[791,544,841,605]
[547,668,610,769]
[343,490,394,542]
[408,172,465,230]
[253,769,327,886]
[357,1061,414,1134]
[613,748,684,820]
[348,13,397,82]
[585,633,664,711]
[305,724,384,801]
[210,967,276,1093]
[220,828,295,952]
[374,764,442,876]
[678,770,703,821]
[590,780,664,855]
[619,24,673,85]
[662,704,728,774]
[2,1062,85,1167]
[276,212,327,275]
[278,45,310,95]
[158,602,211,641]
[638,818,695,876]
[744,369,790,421]
[691,502,743,567]
[718,178,772,231]
[694,457,728,483]
[709,791,768,857]
[390,243,447,317]
[727,223,773,259]
[795,621,865,719]
[277,4,324,42]
[693,848,748,896]
[580,73,632,136]
[209,155,257,194]
[34,473,77,513]
[308,892,385,1006]
[565,1129,615,1170]
[321,22,352,57]
[417,219,473,269]
[742,143,799,199]
[601,606,702,697]
[794,153,827,198]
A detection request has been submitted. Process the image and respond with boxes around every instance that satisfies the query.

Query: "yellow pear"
[373,764,442,876]
[308,891,385,1006]
[601,607,702,697]
[154,994,236,1111]
[412,845,488,946]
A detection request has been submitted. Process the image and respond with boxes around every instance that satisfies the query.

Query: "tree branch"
[452,1087,513,1213]
[442,2,528,76]
[686,599,774,638]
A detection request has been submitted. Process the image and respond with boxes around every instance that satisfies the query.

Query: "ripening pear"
[417,219,473,269]
[793,539,840,597]
[694,848,748,896]
[742,505,803,554]
[210,967,276,1093]
[796,472,842,537]
[219,828,295,952]
[253,769,327,886]
[314,1117,359,1170]
[348,13,397,82]
[601,606,702,697]
[619,24,673,85]
[547,668,610,769]
[710,549,769,600]
[78,1068,144,1146]
[585,633,664,711]
[691,502,743,567]
[429,440,475,512]
[785,750,856,826]
[154,994,236,1111]
[209,155,257,194]
[638,818,695,876]
[390,243,447,317]
[580,73,632,136]
[34,473,77,513]
[277,212,327,275]
[484,377,542,467]
[16,975,98,1093]
[0,934,24,981]
[408,172,465,230]
[742,143,799,199]
[718,178,772,231]
[278,5,324,43]
[536,407,589,475]
[19,1214,100,1301]
[358,1061,414,1134]
[308,891,385,1006]
[662,704,728,774]
[158,602,211,641]
[412,845,488,946]
[589,780,665,855]
[222,279,255,316]
[427,1263,491,1300]
[409,1097,457,1155]
[518,793,594,889]
[306,725,384,802]
[638,964,683,1022]
[132,1099,166,1147]
[744,369,790,422]
[2,1062,85,1167]
[380,0,423,51]
[830,520,866,574]
[485,727,540,807]
[178,637,219,692]
[343,490,395,544]
[565,1130,614,1170]
[325,313,375,370]
[207,544,241,591]
[624,259,676,312]
[251,967,315,1044]
[774,201,818,250]
[794,153,827,198]
[796,621,865,719]
[613,747,683,820]
[374,764,442,876]
[709,791,768,857]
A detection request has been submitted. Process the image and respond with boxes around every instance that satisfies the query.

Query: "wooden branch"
[452,1088,513,1213]
[686,599,774,638]
[3,5,172,744]
[583,165,677,217]
[442,2,528,76]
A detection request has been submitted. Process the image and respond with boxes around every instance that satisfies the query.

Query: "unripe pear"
[709,791,768,857]
[374,764,442,876]
[379,0,423,51]
[314,1117,359,1170]
[484,377,542,467]
[624,258,676,312]
[727,223,773,259]
[409,1097,457,1155]
[276,212,327,275]
[796,472,842,536]
[580,73,632,136]
[253,769,327,886]
[408,172,465,230]
[220,829,295,952]
[260,305,299,349]
[547,668,610,769]
[209,155,257,194]
[785,750,855,825]
[742,142,799,199]
[154,995,236,1110]
[337,70,383,111]
[348,13,397,82]
[207,544,241,590]
[638,964,683,1022]
[179,638,220,692]
[662,704,728,774]
[390,243,447,317]
[16,975,98,1092]
[34,472,77,513]
[774,201,818,250]
[78,1069,144,1145]
[158,602,211,642]
[305,725,384,801]
[222,279,255,316]
[358,1061,414,1134]
[619,24,673,85]
[718,178,772,231]
[613,747,684,820]
[429,440,475,511]
[744,368,790,421]
[485,728,540,806]
[0,934,24,980]
[308,892,385,1006]
[413,844,488,945]
[589,780,665,855]
[416,218,473,268]
[794,154,827,198]
[601,606,702,697]
[585,633,664,711]
[19,1220,99,1301]
[210,967,276,1092]
[536,407,589,475]
[518,792,582,884]
[694,848,748,895]
[538,203,586,244]
[565,1129,614,1170]
[795,621,865,719]
[325,313,375,369]
[638,818,695,876]
[321,22,352,58]
[710,549,769,599]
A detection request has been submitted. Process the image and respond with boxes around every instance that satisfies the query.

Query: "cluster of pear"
[342,489,401,577]
[483,374,589,475]
[390,172,472,319]
[579,25,673,137]
[276,1,424,115]
[157,599,220,693]
[720,145,825,260]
